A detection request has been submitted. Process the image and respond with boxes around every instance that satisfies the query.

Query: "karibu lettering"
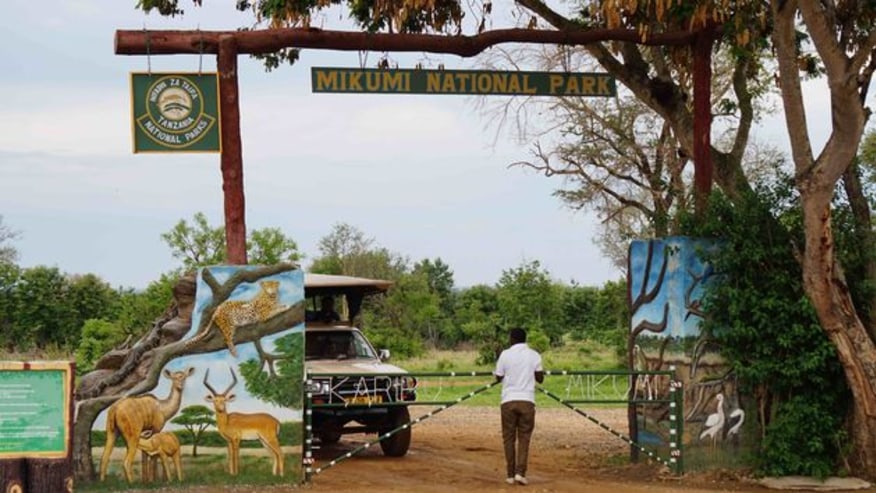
[312,67,616,97]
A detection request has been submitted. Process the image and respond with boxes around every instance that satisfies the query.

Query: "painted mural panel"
[628,237,752,470]
[93,265,305,487]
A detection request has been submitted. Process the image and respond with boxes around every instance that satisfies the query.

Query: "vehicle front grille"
[311,375,417,404]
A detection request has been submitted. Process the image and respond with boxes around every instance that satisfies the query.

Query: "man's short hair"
[509,327,527,343]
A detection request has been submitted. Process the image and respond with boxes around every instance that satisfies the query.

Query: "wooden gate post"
[218,35,248,265]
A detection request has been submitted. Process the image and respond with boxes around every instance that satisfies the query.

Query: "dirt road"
[306,406,760,493]
[119,406,875,493]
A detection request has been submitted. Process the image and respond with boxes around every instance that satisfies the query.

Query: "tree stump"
[0,459,26,493]
[27,458,73,493]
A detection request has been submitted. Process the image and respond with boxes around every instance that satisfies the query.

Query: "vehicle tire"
[317,419,342,444]
[379,407,411,457]
[318,429,342,444]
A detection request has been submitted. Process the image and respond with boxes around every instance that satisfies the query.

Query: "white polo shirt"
[494,343,543,404]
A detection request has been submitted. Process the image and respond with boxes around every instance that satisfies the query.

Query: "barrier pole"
[669,368,684,475]
[536,385,676,470]
[310,380,499,478]
[303,371,315,483]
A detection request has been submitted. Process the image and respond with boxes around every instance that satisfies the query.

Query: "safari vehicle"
[303,273,417,457]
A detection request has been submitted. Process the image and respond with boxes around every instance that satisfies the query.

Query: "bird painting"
[726,407,745,440]
[699,393,725,450]
[633,344,654,400]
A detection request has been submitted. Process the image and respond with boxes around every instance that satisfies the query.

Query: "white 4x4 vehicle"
[304,274,416,457]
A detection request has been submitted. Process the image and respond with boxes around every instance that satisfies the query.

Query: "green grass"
[398,341,627,409]
[79,341,626,491]
[78,453,302,492]
[92,422,302,451]
[399,340,622,373]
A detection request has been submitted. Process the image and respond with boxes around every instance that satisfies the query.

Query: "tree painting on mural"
[93,265,305,484]
[628,238,748,468]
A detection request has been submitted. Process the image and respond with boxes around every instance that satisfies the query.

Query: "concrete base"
[759,476,872,491]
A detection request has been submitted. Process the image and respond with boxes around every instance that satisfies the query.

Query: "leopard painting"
[185,280,289,357]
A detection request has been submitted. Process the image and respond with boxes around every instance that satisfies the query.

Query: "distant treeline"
[0,259,627,370]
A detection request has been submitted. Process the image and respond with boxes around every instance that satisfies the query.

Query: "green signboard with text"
[312,67,616,97]
[131,73,221,153]
[0,362,73,459]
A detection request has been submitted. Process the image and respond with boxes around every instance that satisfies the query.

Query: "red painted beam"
[218,36,247,265]
[115,27,697,57]
[692,30,715,216]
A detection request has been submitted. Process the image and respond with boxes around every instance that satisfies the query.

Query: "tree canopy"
[0,215,19,265]
[162,212,303,270]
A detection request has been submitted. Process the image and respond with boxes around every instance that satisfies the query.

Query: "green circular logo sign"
[137,75,217,149]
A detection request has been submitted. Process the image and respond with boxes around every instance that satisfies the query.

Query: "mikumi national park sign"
[312,67,616,96]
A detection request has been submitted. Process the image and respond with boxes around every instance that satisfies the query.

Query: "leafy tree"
[563,284,598,340]
[365,272,435,355]
[412,258,457,346]
[590,280,629,352]
[239,331,304,408]
[0,266,131,355]
[75,319,126,373]
[11,266,76,350]
[0,215,19,265]
[112,274,177,336]
[840,130,876,332]
[413,258,455,311]
[454,284,502,363]
[0,262,21,351]
[684,183,850,477]
[858,130,876,191]
[170,405,216,457]
[495,260,564,347]
[249,227,301,265]
[309,223,407,280]
[309,224,424,355]
[564,280,628,356]
[162,212,302,270]
[162,212,225,270]
[766,1,876,474]
[66,274,120,346]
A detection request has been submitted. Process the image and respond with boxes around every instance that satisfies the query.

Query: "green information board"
[0,362,72,459]
[312,67,616,97]
[131,73,221,153]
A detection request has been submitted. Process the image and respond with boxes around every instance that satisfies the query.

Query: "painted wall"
[94,265,304,486]
[628,237,752,470]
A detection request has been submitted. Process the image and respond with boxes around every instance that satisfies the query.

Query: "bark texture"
[0,460,25,493]
[27,459,73,493]
[772,0,876,478]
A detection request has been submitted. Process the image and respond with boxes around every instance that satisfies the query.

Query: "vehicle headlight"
[306,380,331,395]
[391,376,418,391]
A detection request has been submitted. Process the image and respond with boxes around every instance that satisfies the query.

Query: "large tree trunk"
[841,165,876,337]
[72,396,115,481]
[773,0,876,478]
[801,194,876,476]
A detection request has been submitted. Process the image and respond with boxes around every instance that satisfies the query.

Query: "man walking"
[494,327,544,485]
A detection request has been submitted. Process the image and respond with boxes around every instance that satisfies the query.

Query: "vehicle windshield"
[305,330,378,361]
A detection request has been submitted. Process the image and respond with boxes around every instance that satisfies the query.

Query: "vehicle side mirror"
[378,349,391,361]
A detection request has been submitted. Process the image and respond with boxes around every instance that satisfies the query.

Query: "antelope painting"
[100,367,195,482]
[138,431,183,481]
[204,368,285,476]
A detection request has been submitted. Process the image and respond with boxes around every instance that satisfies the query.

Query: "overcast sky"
[0,2,835,290]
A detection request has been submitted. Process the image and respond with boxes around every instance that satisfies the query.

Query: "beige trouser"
[501,400,536,477]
